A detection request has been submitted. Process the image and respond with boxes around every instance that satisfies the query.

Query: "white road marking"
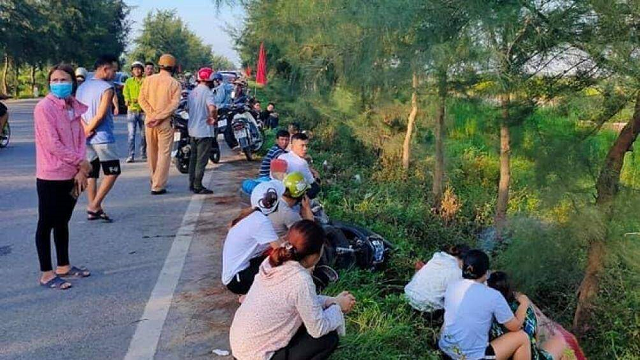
[124,171,213,360]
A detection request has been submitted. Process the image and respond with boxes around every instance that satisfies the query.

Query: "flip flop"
[58,266,90,278]
[87,210,113,223]
[40,276,72,290]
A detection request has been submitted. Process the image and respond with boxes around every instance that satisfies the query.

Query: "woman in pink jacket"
[230,220,357,360]
[34,64,93,290]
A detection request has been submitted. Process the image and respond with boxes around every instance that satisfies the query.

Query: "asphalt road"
[0,99,246,360]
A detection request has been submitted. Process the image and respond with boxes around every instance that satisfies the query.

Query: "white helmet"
[250,180,285,215]
[75,67,88,79]
[131,61,144,70]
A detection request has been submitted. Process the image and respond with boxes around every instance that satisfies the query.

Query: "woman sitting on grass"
[221,180,285,295]
[439,249,532,360]
[230,220,356,360]
[404,244,470,316]
[488,271,569,360]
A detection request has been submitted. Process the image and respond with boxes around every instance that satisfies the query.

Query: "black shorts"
[225,256,265,295]
[87,143,121,178]
[483,344,496,360]
[89,159,121,178]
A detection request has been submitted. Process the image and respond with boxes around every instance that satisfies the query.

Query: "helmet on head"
[158,54,176,69]
[233,78,247,86]
[75,67,88,79]
[283,172,310,199]
[197,67,214,82]
[213,72,223,81]
[131,61,144,70]
[250,180,285,215]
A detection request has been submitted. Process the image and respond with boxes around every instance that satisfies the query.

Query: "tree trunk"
[595,92,640,206]
[495,93,511,239]
[573,91,640,334]
[13,64,19,98]
[402,73,419,171]
[1,54,9,95]
[433,71,447,209]
[30,65,36,96]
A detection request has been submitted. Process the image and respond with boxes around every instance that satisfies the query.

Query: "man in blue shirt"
[187,68,217,194]
[212,72,232,109]
[259,129,290,178]
[76,54,121,222]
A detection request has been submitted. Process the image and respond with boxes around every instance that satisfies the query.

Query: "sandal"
[58,266,90,278]
[40,276,72,290]
[87,210,113,223]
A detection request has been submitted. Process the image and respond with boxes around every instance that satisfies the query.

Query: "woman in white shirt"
[222,180,285,294]
[404,244,470,315]
[230,220,356,360]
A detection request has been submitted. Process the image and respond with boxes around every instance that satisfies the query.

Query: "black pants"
[307,182,321,199]
[226,255,264,295]
[272,326,339,360]
[35,179,77,272]
[188,137,212,190]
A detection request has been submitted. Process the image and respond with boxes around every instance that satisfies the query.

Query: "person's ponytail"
[269,245,296,267]
[268,220,324,267]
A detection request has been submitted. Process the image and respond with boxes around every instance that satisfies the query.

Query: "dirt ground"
[155,150,258,359]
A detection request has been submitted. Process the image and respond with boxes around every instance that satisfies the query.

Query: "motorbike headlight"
[180,111,189,120]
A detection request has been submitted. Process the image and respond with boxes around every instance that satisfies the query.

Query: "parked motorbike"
[171,105,220,174]
[218,103,264,161]
[171,109,191,174]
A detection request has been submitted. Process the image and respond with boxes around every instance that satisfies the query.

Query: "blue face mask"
[50,82,73,99]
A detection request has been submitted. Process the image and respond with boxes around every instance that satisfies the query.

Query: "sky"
[125,0,245,67]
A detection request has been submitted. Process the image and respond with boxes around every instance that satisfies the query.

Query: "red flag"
[256,42,267,85]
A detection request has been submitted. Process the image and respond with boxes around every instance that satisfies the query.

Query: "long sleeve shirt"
[138,71,181,122]
[34,94,88,180]
[122,76,144,112]
[213,82,233,108]
[230,260,345,360]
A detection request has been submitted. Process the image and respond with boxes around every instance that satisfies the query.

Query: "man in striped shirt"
[259,129,290,178]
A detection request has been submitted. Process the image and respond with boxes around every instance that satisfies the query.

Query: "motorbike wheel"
[0,122,10,148]
[243,147,253,161]
[210,147,221,163]
[175,155,189,174]
[224,126,238,149]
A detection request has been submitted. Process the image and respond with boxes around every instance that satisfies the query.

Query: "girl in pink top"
[230,220,357,360]
[34,64,93,290]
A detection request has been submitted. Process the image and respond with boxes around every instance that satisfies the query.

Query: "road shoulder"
[154,156,256,359]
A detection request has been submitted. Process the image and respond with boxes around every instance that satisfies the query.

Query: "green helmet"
[283,172,310,198]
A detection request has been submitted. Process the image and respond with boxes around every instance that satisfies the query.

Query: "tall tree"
[130,10,213,71]
[473,0,580,238]
[571,0,640,334]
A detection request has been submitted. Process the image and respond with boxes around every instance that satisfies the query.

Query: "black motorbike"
[217,103,264,161]
[171,105,220,174]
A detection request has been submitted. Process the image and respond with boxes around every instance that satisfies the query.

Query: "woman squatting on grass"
[230,220,356,360]
[439,250,532,360]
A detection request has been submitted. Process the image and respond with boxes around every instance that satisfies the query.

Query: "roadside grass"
[258,80,639,358]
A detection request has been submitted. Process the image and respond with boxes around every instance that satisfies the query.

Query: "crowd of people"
[32,53,234,290]
[31,53,579,360]
[405,246,579,360]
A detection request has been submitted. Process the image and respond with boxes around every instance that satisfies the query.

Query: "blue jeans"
[127,111,146,158]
